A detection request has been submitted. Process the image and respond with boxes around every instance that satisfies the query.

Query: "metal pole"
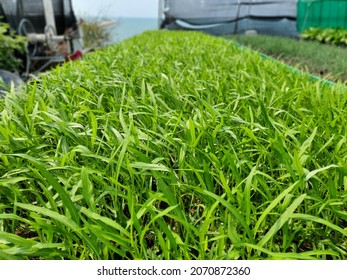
[234,0,242,34]
[158,0,164,28]
[42,0,56,32]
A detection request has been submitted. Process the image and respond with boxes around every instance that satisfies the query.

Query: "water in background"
[108,17,158,43]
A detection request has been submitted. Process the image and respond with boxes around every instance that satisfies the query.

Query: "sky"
[72,0,159,18]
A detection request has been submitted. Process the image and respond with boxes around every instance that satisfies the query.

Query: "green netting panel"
[297,0,347,32]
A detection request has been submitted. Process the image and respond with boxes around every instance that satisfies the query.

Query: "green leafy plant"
[302,27,347,46]
[0,31,346,260]
[0,20,26,71]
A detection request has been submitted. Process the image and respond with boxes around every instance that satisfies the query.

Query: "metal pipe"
[27,33,64,43]
[42,0,56,32]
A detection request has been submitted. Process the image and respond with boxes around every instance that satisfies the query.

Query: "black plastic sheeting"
[159,0,298,37]
[0,0,78,34]
[0,69,23,97]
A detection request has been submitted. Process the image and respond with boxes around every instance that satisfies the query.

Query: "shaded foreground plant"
[0,20,26,71]
[0,30,346,260]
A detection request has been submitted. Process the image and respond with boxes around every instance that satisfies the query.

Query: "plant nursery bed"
[0,30,346,260]
[229,34,347,83]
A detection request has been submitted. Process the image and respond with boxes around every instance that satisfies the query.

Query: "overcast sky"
[72,0,159,18]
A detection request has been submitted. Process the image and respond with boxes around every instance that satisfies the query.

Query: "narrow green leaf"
[80,207,129,237]
[16,203,101,257]
[253,181,299,237]
[0,232,36,246]
[203,190,254,243]
[81,167,96,212]
[243,243,317,260]
[9,154,80,224]
[290,213,347,237]
[244,166,257,225]
[89,111,98,149]
[130,162,170,172]
[0,177,31,186]
[257,194,306,247]
[16,203,80,231]
[305,165,338,181]
[298,127,317,159]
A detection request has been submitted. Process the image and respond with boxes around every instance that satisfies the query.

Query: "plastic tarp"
[160,0,298,37]
[0,0,17,28]
[0,70,23,97]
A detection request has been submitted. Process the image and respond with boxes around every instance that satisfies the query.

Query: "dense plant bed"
[0,30,346,260]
